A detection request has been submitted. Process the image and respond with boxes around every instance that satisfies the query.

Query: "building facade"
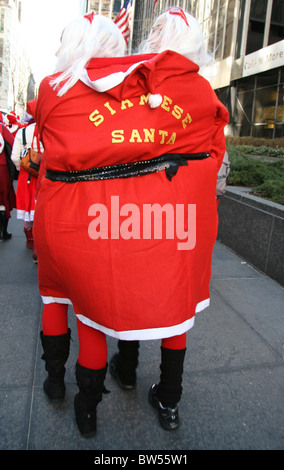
[86,0,121,18]
[133,0,284,139]
[85,0,284,139]
[190,0,284,139]
[0,0,36,115]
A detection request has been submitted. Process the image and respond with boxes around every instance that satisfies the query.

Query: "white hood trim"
[80,59,148,92]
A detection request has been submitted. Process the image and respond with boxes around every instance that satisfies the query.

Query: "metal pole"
[263,0,273,48]
[129,0,136,54]
[109,0,114,18]
[240,0,251,57]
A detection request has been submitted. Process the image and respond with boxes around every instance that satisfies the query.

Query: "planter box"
[217,186,284,286]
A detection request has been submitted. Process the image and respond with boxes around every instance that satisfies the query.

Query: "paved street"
[0,206,283,452]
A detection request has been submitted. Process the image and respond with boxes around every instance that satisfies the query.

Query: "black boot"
[0,211,12,241]
[40,329,71,400]
[148,346,186,431]
[110,340,139,390]
[74,362,108,438]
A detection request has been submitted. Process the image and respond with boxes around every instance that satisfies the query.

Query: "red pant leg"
[161,333,187,350]
[42,303,68,336]
[76,319,107,370]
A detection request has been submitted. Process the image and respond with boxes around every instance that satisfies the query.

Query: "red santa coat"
[33,51,229,340]
[11,123,43,222]
[0,124,16,218]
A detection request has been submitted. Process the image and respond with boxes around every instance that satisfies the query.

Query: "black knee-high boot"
[0,210,12,241]
[40,329,71,400]
[110,340,139,390]
[74,361,108,438]
[148,346,186,431]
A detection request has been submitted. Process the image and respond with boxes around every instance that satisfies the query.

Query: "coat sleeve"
[35,75,61,142]
[210,90,229,171]
[3,125,15,147]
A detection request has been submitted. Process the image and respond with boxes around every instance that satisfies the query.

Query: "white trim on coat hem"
[76,314,196,341]
[195,298,210,313]
[17,209,34,222]
[40,296,210,340]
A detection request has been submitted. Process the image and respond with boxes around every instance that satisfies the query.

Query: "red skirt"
[0,163,16,218]
[16,167,37,221]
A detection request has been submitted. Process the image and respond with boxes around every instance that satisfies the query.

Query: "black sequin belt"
[45,152,210,183]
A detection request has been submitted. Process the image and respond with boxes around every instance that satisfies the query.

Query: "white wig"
[138,8,212,69]
[50,13,126,96]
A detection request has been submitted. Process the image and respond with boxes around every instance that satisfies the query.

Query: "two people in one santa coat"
[34,8,229,437]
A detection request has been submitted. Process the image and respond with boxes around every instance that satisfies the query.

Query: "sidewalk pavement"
[0,208,283,451]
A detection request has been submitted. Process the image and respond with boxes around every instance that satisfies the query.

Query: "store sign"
[243,40,284,77]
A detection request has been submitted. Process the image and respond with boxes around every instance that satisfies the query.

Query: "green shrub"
[253,178,284,205]
[226,136,284,148]
[227,145,284,205]
[234,145,284,158]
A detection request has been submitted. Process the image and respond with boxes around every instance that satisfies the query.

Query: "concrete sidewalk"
[0,209,283,451]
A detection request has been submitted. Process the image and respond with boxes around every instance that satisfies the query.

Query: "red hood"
[81,51,199,101]
[26,99,37,117]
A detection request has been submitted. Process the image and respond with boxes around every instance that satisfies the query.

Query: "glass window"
[215,5,226,60]
[253,87,277,124]
[216,29,224,60]
[223,19,233,58]
[209,10,217,35]
[113,0,121,14]
[0,8,4,33]
[269,0,284,45]
[237,90,254,136]
[213,0,219,10]
[202,16,211,52]
[208,10,217,56]
[223,0,235,59]
[257,69,279,88]
[274,124,284,137]
[235,67,284,138]
[276,83,284,123]
[238,75,255,91]
[218,4,226,27]
[235,76,255,136]
[235,0,246,59]
[246,0,266,55]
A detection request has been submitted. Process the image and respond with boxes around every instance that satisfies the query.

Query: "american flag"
[114,0,133,45]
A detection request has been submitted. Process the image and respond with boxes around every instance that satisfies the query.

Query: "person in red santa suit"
[11,101,43,261]
[4,110,23,137]
[33,9,228,437]
[0,114,16,241]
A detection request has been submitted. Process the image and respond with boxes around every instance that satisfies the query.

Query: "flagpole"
[109,0,113,19]
[129,0,136,54]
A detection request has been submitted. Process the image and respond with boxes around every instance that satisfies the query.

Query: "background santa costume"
[11,101,43,261]
[0,121,15,241]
